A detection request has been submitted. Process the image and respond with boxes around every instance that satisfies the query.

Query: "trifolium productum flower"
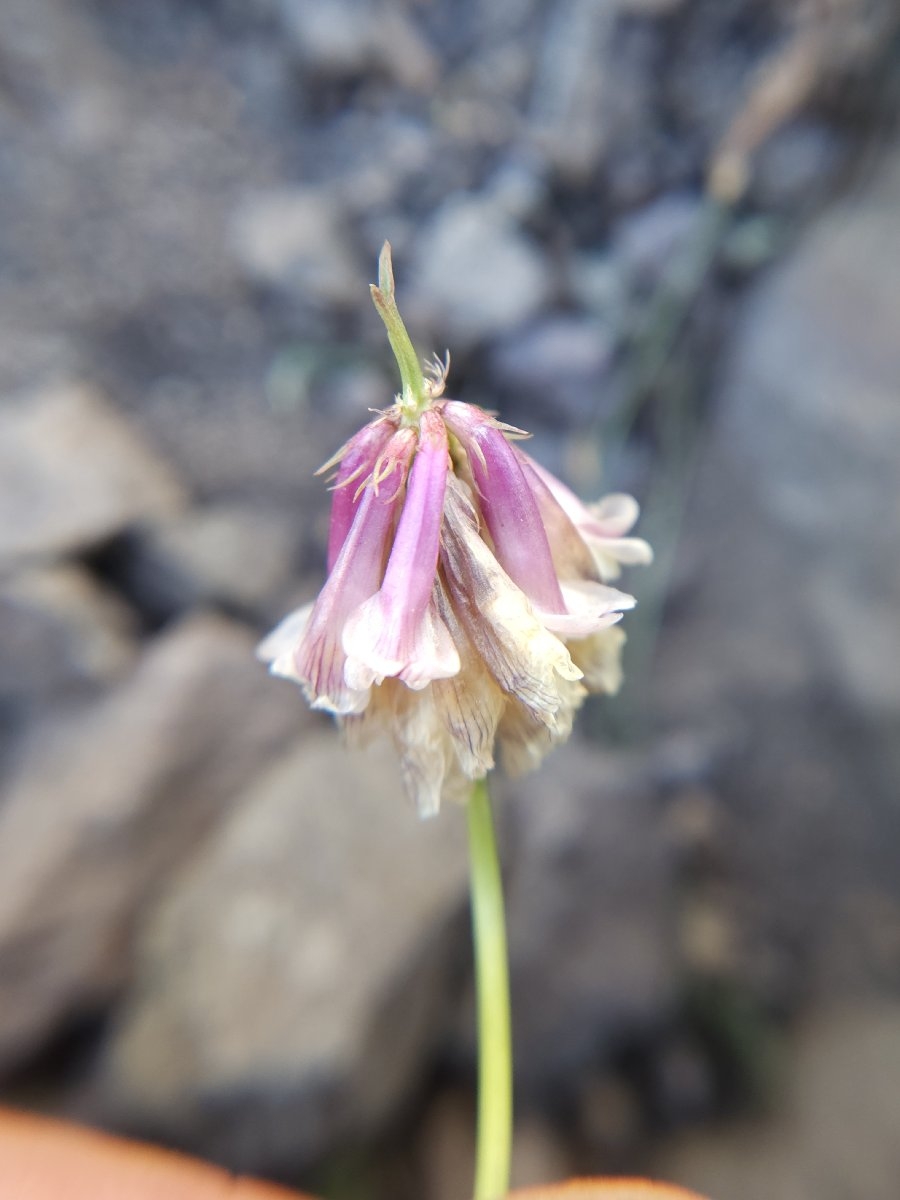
[258,245,652,816]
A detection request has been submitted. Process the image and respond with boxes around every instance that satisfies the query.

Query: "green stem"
[467,777,513,1200]
[370,241,427,420]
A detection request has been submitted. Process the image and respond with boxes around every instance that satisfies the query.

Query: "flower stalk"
[370,241,428,421]
[468,776,512,1200]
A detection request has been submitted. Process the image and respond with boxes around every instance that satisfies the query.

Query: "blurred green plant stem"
[468,777,512,1200]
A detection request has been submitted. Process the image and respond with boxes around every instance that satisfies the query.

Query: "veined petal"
[287,428,415,713]
[431,577,505,779]
[344,591,459,691]
[498,671,586,777]
[440,476,582,730]
[344,680,469,817]
[343,410,459,689]
[442,401,566,614]
[326,417,397,571]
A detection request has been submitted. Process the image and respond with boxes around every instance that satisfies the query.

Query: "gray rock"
[656,1004,900,1200]
[751,120,846,211]
[503,744,678,1087]
[618,0,686,11]
[489,316,616,422]
[278,0,435,89]
[706,146,900,718]
[613,192,703,286]
[0,564,138,708]
[278,0,376,76]
[100,737,469,1171]
[650,144,900,1008]
[129,502,300,617]
[411,195,551,344]
[569,253,627,322]
[0,614,309,1073]
[0,384,186,564]
[229,187,363,309]
[526,0,618,180]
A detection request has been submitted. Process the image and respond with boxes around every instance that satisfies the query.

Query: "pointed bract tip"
[377,241,395,298]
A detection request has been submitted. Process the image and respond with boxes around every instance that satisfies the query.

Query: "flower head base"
[258,245,652,815]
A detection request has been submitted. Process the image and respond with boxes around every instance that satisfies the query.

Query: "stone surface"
[488,316,616,422]
[656,1004,900,1200]
[0,564,138,708]
[411,196,551,344]
[124,502,300,619]
[750,120,846,211]
[650,143,900,1008]
[100,737,469,1171]
[658,145,900,721]
[0,614,309,1073]
[613,193,703,285]
[0,384,187,564]
[229,188,364,309]
[502,744,678,1088]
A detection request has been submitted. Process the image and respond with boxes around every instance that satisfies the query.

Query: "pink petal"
[290,428,415,713]
[518,450,653,574]
[442,402,566,614]
[326,418,397,572]
[516,453,601,583]
[343,410,460,688]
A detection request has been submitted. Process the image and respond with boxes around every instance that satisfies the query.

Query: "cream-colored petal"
[568,625,626,695]
[441,478,583,730]
[432,579,505,778]
[587,537,654,582]
[498,673,586,777]
[590,492,641,534]
[394,691,454,817]
[539,580,634,637]
[342,680,471,817]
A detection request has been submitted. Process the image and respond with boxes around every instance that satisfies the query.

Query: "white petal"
[399,601,461,690]
[342,592,461,691]
[590,493,641,534]
[538,581,634,638]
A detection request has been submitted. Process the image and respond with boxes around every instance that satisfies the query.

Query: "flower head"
[258,245,652,815]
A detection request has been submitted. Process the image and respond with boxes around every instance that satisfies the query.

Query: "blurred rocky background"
[1,1,899,1197]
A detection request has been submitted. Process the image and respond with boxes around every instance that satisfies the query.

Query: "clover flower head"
[258,245,652,815]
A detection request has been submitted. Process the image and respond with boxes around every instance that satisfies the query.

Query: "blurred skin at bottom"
[0,1108,309,1200]
[0,1108,706,1200]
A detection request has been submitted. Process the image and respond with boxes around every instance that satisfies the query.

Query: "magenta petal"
[293,429,414,712]
[443,402,565,613]
[327,418,396,572]
[343,410,458,686]
[380,410,449,623]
